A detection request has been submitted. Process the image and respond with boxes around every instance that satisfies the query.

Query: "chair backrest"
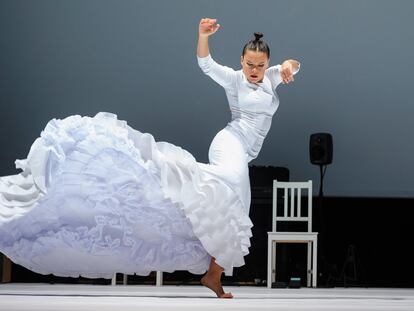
[272,180,313,232]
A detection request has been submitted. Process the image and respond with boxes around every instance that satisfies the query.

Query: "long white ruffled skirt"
[0,112,253,278]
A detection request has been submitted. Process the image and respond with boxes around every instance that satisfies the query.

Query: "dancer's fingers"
[208,19,217,26]
[285,72,292,83]
[287,70,294,82]
[199,19,219,36]
[204,18,214,24]
[281,71,287,84]
[200,18,215,24]
[281,68,294,84]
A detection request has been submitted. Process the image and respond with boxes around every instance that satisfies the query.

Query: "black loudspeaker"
[309,133,333,165]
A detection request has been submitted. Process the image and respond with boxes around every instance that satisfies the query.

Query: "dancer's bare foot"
[201,273,233,299]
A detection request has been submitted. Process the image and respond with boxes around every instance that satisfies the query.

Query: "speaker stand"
[316,164,332,287]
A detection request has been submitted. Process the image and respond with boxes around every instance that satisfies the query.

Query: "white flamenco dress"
[0,54,298,278]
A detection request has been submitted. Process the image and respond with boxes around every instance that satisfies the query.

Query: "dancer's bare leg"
[201,257,233,298]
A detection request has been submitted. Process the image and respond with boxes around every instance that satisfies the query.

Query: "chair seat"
[268,232,318,243]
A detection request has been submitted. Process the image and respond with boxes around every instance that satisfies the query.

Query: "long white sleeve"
[265,65,283,89]
[197,54,237,90]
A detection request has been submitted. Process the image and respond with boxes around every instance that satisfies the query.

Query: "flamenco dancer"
[0,18,299,298]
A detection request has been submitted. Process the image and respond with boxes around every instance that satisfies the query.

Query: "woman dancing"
[0,18,299,298]
[196,18,299,298]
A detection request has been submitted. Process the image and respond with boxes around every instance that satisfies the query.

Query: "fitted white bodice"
[198,54,298,161]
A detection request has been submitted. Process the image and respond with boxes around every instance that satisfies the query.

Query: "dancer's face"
[241,50,269,84]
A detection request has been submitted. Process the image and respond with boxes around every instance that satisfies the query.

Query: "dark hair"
[242,32,270,58]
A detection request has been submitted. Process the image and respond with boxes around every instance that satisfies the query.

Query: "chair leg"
[307,242,312,287]
[156,271,163,286]
[312,238,318,287]
[272,241,277,284]
[1,255,12,283]
[267,238,272,288]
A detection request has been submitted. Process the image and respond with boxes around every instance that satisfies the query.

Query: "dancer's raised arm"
[197,18,237,89]
[197,18,220,57]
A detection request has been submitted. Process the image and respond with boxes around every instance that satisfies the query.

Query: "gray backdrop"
[1,0,413,197]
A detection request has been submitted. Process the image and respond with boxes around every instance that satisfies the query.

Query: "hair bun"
[254,32,264,41]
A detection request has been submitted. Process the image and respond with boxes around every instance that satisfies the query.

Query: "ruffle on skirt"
[0,112,252,278]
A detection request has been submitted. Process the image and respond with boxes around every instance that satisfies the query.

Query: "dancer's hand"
[199,18,220,37]
[281,60,300,84]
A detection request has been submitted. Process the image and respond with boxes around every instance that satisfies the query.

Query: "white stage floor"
[0,284,413,310]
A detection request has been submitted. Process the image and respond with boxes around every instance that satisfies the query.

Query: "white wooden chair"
[267,180,318,288]
[111,271,163,286]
